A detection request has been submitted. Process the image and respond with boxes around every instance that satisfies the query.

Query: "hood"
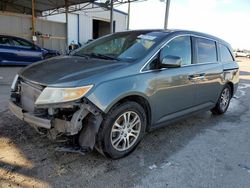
[19,56,128,86]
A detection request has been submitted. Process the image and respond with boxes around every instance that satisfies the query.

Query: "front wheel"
[96,101,146,159]
[211,84,232,115]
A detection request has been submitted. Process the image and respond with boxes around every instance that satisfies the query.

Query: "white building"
[44,3,128,46]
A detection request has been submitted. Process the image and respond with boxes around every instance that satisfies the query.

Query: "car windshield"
[72,31,168,62]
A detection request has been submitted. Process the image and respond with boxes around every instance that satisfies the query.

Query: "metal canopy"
[0,0,144,49]
[0,0,139,16]
[0,0,96,15]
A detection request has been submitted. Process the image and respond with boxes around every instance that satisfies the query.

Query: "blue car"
[0,35,60,65]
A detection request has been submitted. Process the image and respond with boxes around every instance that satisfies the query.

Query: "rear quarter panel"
[222,61,239,95]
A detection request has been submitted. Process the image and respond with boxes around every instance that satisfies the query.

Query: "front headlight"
[35,85,93,105]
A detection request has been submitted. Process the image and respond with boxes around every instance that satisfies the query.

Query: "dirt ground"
[1,58,250,188]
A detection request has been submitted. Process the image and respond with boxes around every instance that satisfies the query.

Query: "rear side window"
[160,36,192,65]
[219,44,234,62]
[195,38,217,63]
[12,38,32,48]
[0,37,11,46]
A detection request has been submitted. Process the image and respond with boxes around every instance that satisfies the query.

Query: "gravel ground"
[0,58,250,188]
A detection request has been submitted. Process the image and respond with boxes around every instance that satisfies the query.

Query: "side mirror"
[160,55,182,68]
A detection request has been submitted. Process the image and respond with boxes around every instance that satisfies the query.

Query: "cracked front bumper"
[9,98,103,150]
[9,100,51,129]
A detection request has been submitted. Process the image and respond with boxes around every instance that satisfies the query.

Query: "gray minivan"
[9,30,239,158]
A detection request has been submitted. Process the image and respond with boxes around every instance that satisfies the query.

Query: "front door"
[10,37,43,65]
[152,36,196,125]
[0,36,17,64]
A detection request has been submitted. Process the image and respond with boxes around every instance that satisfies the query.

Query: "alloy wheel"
[110,111,141,151]
[220,87,230,111]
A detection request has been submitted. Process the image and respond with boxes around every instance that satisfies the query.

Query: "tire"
[96,101,147,159]
[211,84,232,115]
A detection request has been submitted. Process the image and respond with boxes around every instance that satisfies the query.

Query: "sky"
[116,0,250,50]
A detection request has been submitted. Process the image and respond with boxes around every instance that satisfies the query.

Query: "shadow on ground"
[0,103,243,187]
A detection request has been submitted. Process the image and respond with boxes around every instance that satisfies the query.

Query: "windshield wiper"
[72,52,120,61]
[72,53,90,59]
[88,53,120,61]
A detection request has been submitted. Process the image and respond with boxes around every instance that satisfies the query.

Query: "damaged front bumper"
[9,99,101,135]
[9,98,103,151]
[9,100,51,129]
[9,79,104,151]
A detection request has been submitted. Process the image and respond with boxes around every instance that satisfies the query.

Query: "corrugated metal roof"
[0,0,95,15]
[0,0,140,16]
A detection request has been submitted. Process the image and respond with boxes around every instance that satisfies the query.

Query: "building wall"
[68,14,79,44]
[79,14,93,44]
[0,4,127,53]
[0,12,66,53]
[44,3,127,45]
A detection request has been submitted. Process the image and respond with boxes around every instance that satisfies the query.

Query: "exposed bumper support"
[78,114,103,151]
[9,100,51,129]
[9,99,103,152]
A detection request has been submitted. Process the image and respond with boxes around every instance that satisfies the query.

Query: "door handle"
[198,73,206,80]
[188,75,198,81]
[188,73,206,80]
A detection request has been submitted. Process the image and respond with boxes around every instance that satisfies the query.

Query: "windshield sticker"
[138,35,157,41]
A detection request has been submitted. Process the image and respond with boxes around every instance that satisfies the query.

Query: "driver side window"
[160,36,192,66]
[12,38,33,49]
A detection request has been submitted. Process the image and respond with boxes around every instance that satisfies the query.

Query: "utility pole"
[127,0,131,30]
[110,0,114,33]
[164,0,170,29]
[65,0,69,51]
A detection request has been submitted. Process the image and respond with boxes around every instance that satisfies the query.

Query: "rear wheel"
[96,101,146,159]
[211,84,232,115]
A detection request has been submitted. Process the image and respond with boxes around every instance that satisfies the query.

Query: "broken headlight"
[35,85,93,105]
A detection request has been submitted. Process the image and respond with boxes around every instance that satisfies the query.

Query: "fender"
[85,74,156,114]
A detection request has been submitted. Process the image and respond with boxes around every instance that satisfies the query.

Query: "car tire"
[95,101,147,159]
[211,84,232,115]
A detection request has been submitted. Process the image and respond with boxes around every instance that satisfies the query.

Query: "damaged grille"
[19,81,43,112]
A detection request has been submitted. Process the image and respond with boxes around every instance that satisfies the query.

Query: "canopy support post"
[110,0,114,34]
[31,0,36,42]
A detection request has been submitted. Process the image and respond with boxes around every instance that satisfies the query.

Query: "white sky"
[116,0,250,50]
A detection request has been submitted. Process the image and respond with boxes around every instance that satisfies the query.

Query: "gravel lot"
[1,58,250,188]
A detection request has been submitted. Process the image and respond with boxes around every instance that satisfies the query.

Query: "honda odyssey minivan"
[9,30,239,158]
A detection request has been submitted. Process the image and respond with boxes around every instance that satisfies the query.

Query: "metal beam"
[31,0,36,37]
[42,2,91,17]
